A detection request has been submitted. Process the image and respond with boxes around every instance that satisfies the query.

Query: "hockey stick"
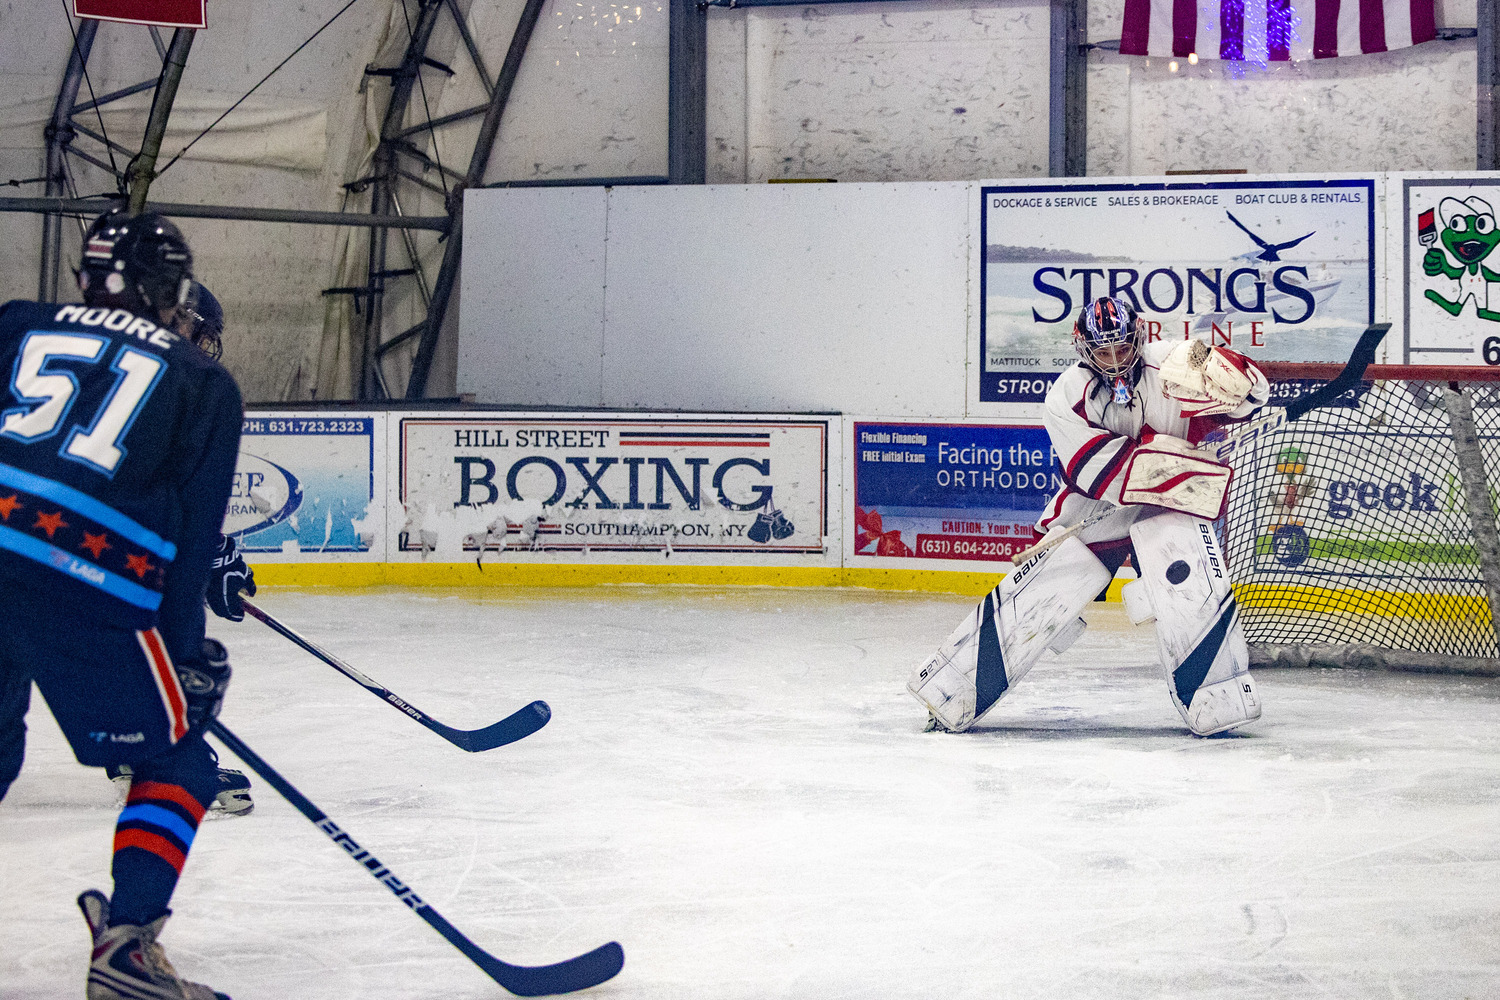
[241,598,549,752]
[207,720,625,997]
[1010,322,1391,564]
[1201,321,1390,463]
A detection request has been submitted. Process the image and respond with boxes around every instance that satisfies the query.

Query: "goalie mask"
[1073,296,1142,404]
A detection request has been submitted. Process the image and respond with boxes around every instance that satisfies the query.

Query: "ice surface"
[3,587,1499,999]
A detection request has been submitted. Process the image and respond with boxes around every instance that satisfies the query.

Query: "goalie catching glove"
[1120,433,1233,519]
[1158,339,1256,417]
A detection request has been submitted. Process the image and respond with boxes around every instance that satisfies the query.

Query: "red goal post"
[1222,362,1500,676]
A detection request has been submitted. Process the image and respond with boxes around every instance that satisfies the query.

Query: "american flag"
[1120,0,1436,61]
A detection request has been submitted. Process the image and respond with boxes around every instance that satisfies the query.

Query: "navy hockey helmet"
[78,210,193,323]
[1072,295,1142,380]
[179,282,224,360]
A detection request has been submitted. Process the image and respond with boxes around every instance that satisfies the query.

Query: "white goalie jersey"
[907,335,1271,738]
[1039,338,1270,531]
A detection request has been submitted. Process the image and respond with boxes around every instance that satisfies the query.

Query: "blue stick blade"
[480,941,626,997]
[442,700,551,752]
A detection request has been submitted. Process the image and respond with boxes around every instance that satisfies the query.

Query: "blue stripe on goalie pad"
[1173,595,1237,709]
[973,590,1009,719]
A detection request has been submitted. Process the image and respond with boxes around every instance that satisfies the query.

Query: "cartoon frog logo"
[1422,196,1500,322]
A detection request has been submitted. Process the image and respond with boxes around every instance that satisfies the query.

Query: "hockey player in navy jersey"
[909,296,1270,737]
[104,279,256,817]
[0,212,242,1000]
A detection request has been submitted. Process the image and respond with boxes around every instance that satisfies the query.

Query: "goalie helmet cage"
[1221,362,1500,677]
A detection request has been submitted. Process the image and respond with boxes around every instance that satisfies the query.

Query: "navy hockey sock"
[108,739,218,927]
[109,779,210,926]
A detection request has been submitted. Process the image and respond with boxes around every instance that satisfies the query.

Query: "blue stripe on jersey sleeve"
[0,460,175,559]
[0,523,163,610]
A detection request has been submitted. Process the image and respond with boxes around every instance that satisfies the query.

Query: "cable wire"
[59,0,121,187]
[155,0,369,178]
[398,0,450,198]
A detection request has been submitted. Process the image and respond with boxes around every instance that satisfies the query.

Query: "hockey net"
[1220,364,1500,675]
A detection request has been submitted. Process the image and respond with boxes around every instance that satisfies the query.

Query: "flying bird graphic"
[1226,211,1315,262]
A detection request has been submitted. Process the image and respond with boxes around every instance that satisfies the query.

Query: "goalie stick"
[207,720,625,997]
[241,597,549,752]
[1009,322,1391,564]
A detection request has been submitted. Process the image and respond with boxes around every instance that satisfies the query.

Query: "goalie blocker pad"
[1124,511,1260,735]
[907,535,1111,732]
[1119,435,1232,520]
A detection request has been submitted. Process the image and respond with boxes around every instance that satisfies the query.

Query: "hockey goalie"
[908,296,1270,736]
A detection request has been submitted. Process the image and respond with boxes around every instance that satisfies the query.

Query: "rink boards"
[233,409,1036,595]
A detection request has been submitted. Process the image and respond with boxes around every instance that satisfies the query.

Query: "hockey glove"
[208,533,256,621]
[176,638,232,732]
[1159,339,1256,417]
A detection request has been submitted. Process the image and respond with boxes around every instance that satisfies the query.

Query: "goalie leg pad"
[1128,512,1260,735]
[907,536,1112,732]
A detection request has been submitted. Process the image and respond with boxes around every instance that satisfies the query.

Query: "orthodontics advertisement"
[395,414,831,562]
[980,177,1377,403]
[852,421,1060,563]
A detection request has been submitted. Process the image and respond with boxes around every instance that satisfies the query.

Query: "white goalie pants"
[906,505,1260,736]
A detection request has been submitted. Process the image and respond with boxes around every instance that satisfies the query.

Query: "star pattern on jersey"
[80,531,111,559]
[0,483,169,592]
[33,510,67,539]
[124,553,154,580]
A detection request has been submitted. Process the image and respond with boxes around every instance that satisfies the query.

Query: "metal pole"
[1481,0,1499,170]
[1442,384,1500,654]
[0,196,448,230]
[127,28,195,214]
[40,18,99,302]
[361,0,448,400]
[1049,0,1086,178]
[404,0,548,399]
[669,0,707,184]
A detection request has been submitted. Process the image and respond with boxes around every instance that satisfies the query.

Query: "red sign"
[73,0,206,28]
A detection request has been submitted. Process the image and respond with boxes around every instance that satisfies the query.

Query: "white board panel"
[599,182,971,416]
[459,186,609,406]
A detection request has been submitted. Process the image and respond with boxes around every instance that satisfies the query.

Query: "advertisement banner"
[1225,382,1470,583]
[398,415,829,559]
[980,178,1377,403]
[74,0,206,28]
[1401,177,1500,364]
[226,413,381,558]
[853,421,1059,564]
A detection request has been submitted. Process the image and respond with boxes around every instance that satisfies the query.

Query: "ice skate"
[106,764,132,808]
[110,754,252,817]
[208,747,253,817]
[79,890,230,1000]
[923,712,956,734]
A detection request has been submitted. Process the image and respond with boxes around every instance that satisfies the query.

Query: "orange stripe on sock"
[127,780,206,822]
[113,828,187,874]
